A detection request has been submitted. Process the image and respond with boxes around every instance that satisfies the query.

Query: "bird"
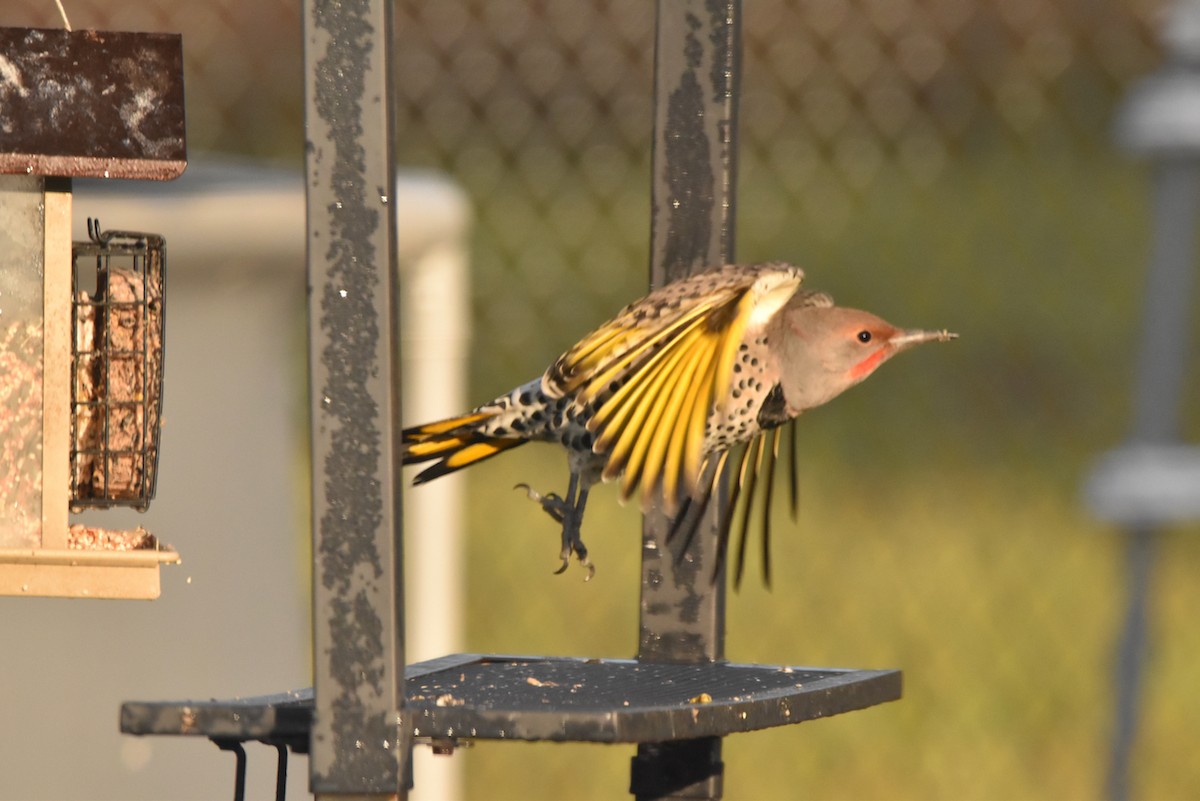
[401,262,956,585]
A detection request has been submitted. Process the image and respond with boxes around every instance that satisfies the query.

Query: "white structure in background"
[0,158,469,801]
[395,171,472,801]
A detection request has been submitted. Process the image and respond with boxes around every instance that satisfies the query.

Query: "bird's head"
[771,302,957,414]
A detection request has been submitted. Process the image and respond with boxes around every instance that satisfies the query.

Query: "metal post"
[1104,161,1200,801]
[305,0,408,796]
[1129,162,1200,445]
[1106,525,1154,801]
[632,2,740,799]
[1098,2,1200,795]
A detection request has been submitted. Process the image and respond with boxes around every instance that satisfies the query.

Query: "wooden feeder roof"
[0,27,186,180]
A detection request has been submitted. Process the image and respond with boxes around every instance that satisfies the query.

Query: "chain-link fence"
[9,1,1198,799]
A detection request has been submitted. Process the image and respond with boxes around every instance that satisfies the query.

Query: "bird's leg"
[514,478,595,580]
[567,485,593,580]
[552,472,594,579]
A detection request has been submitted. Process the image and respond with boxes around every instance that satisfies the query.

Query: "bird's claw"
[555,542,595,581]
[515,482,595,581]
[514,483,567,524]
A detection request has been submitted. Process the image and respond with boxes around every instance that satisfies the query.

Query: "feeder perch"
[0,26,186,599]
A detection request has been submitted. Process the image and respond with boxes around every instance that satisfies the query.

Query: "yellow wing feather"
[590,320,705,440]
[659,342,712,509]
[549,263,805,511]
[613,325,715,499]
[640,341,710,510]
[568,297,730,407]
[593,310,725,488]
[603,352,677,487]
[680,333,720,494]
[614,352,684,499]
[593,336,695,473]
[547,324,631,395]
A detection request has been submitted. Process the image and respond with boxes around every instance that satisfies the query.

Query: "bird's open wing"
[543,263,804,513]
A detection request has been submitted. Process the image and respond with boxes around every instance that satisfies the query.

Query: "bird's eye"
[857,330,872,343]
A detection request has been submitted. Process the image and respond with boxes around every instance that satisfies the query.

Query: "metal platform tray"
[121,652,901,750]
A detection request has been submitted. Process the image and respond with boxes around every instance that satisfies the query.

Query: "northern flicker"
[402,262,956,583]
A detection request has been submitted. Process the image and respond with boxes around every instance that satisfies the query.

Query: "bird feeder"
[0,27,186,599]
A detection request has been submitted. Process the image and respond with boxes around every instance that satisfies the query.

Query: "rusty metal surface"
[0,27,186,180]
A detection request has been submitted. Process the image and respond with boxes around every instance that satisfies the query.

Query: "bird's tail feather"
[402,411,526,484]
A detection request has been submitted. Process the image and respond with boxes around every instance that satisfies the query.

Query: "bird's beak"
[890,328,958,352]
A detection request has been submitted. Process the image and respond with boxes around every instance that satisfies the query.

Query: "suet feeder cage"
[0,26,186,599]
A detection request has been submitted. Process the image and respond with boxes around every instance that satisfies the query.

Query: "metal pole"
[632,2,740,799]
[304,0,408,796]
[1105,161,1200,801]
[1106,526,1154,801]
[1128,162,1200,445]
[1097,3,1200,793]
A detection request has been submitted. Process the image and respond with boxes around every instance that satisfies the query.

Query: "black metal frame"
[69,222,166,511]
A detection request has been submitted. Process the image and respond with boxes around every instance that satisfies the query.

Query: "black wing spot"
[756,383,790,429]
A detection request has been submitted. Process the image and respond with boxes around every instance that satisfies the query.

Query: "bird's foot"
[514,483,567,524]
[554,538,595,581]
[515,483,594,581]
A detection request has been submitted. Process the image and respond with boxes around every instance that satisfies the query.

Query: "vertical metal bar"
[633,2,740,799]
[274,743,290,801]
[1129,162,1199,444]
[305,0,407,796]
[1106,526,1154,801]
[214,740,248,801]
[1107,160,1200,801]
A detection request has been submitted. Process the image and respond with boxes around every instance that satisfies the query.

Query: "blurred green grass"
[406,145,1200,799]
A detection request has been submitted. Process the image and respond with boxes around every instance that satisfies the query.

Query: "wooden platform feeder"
[0,27,186,599]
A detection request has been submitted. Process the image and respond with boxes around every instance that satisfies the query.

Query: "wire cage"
[69,222,166,512]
